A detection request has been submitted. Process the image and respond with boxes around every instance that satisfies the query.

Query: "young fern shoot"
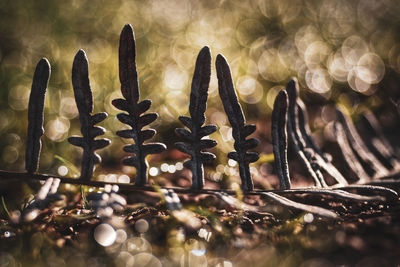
[112,24,166,186]
[26,58,51,174]
[68,50,110,180]
[216,54,259,192]
[175,46,217,190]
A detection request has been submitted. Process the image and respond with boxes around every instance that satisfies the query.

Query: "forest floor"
[0,180,399,267]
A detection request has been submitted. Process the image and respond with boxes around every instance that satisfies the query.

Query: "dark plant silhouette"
[26,58,51,174]
[112,24,166,186]
[334,121,370,184]
[286,80,349,187]
[296,100,348,186]
[216,54,259,192]
[271,90,291,190]
[175,46,217,190]
[269,90,389,203]
[285,79,327,188]
[285,79,348,187]
[283,80,396,198]
[336,108,389,178]
[359,111,400,171]
[1,24,400,224]
[68,50,110,180]
[330,116,398,198]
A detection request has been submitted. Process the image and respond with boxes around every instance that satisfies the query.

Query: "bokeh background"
[1,0,400,181]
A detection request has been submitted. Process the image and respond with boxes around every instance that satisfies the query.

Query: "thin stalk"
[1,196,11,218]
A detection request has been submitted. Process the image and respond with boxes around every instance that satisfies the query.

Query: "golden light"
[45,117,70,142]
[355,53,385,85]
[305,68,332,94]
[304,41,331,70]
[8,85,30,111]
[341,35,369,66]
[236,75,264,104]
[59,96,78,119]
[328,51,350,83]
[163,64,189,91]
[258,48,289,83]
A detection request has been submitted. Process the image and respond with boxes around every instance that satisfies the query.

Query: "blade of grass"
[1,196,11,218]
[81,185,89,209]
[55,155,80,177]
